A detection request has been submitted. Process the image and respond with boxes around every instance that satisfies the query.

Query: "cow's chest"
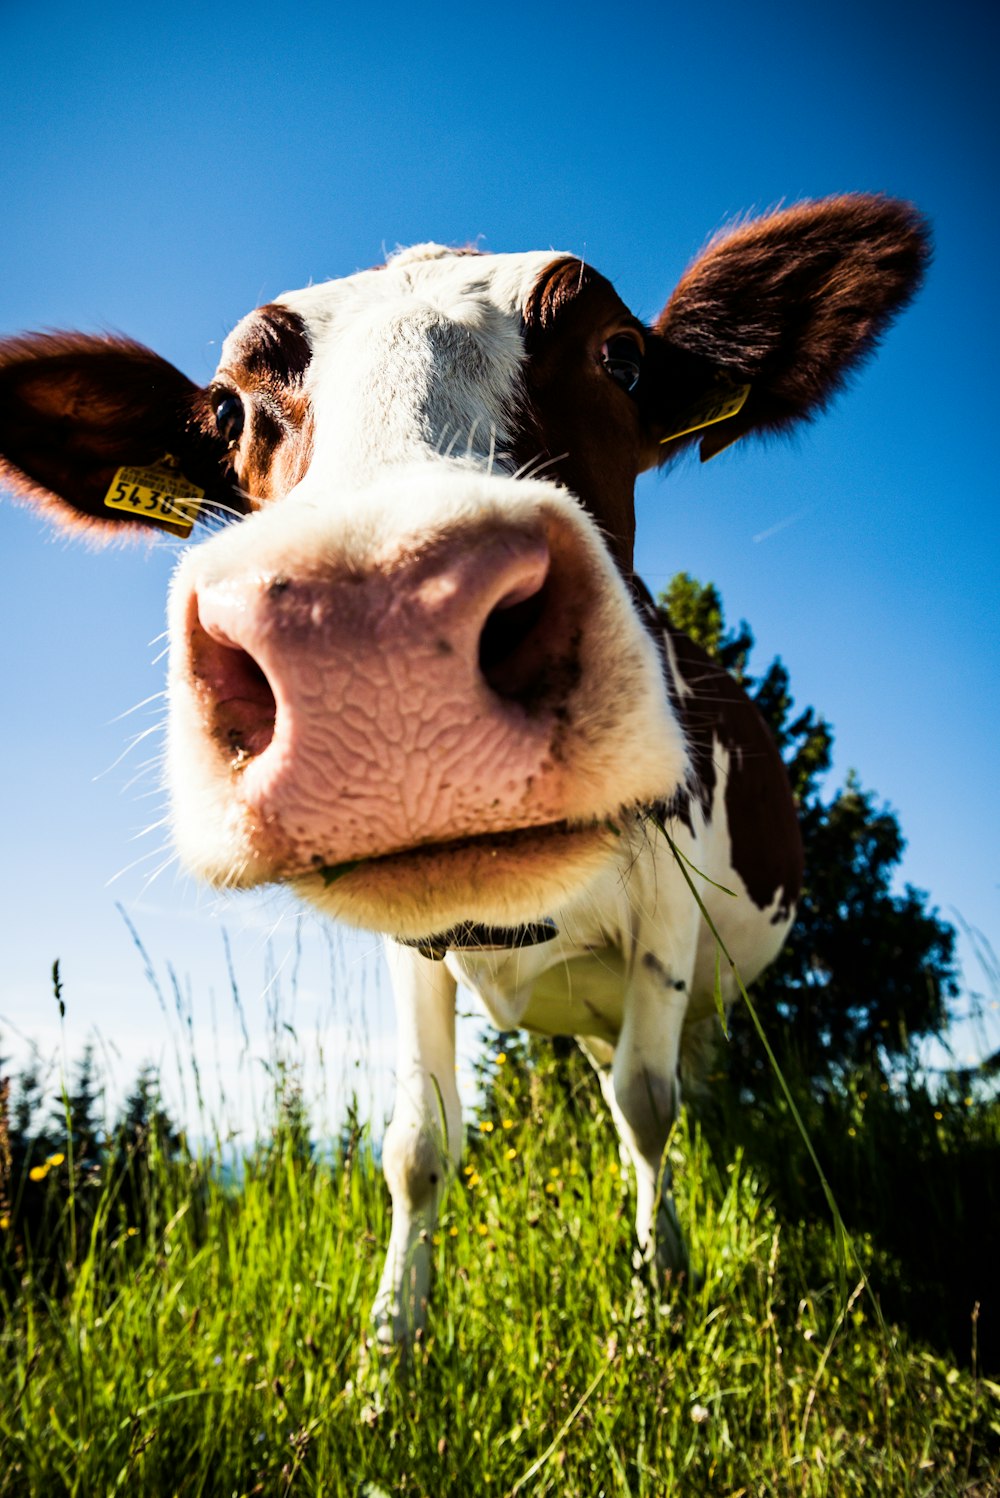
[444,834,677,1043]
[456,943,630,1043]
[443,805,796,1047]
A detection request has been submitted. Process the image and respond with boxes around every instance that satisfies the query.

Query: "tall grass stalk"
[2,1021,998,1495]
[3,921,999,1497]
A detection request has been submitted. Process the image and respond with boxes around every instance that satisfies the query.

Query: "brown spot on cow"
[200,303,315,505]
[661,618,803,917]
[520,258,647,572]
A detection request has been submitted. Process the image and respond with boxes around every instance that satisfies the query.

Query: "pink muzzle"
[180,515,594,874]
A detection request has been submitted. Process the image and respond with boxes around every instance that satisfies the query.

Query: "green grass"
[2,1036,998,1498]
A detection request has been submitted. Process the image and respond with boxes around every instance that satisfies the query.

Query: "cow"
[0,195,929,1348]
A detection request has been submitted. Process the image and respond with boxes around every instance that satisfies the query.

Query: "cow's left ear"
[648,194,931,461]
[0,331,244,539]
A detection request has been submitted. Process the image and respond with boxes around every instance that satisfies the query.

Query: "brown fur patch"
[205,304,314,504]
[520,258,647,571]
[517,196,930,567]
[0,331,242,537]
[661,621,803,917]
[654,194,931,454]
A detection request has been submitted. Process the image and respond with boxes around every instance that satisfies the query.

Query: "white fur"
[273,249,561,487]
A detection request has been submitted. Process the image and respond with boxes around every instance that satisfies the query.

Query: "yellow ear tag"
[103,454,204,535]
[659,382,751,446]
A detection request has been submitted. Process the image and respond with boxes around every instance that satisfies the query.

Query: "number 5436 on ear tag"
[103,456,204,535]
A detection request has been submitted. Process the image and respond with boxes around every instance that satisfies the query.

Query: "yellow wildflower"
[46,1152,65,1167]
[28,1164,50,1182]
[476,1223,488,1236]
[495,1053,507,1066]
[505,1147,517,1161]
[0,1215,10,1231]
[479,1120,494,1134]
[501,1119,515,1131]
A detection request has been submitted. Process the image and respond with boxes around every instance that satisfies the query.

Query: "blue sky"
[1,0,997,1122]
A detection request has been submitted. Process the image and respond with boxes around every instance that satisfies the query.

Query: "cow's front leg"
[607,935,696,1280]
[370,942,461,1351]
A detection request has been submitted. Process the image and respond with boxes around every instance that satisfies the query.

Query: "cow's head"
[0,196,929,939]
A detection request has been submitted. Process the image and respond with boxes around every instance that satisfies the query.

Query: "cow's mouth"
[291,817,618,939]
[306,817,587,884]
[307,815,609,880]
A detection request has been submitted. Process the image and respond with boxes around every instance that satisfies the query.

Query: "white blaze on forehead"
[273,246,570,491]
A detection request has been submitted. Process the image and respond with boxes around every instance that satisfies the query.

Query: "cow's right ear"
[646,195,931,462]
[0,331,244,539]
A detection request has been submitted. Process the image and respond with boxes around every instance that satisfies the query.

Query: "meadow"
[2,957,999,1498]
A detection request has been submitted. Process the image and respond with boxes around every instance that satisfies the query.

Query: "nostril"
[190,616,277,762]
[478,574,556,705]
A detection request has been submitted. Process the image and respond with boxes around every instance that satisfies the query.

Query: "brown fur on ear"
[653,194,932,446]
[0,331,243,539]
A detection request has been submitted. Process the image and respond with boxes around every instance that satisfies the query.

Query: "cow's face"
[0,198,930,938]
[168,247,685,936]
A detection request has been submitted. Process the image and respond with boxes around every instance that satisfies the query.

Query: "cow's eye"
[600,334,643,394]
[214,393,245,446]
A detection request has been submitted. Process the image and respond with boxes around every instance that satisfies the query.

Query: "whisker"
[137,848,182,898]
[130,815,171,842]
[198,496,249,524]
[513,450,569,484]
[106,843,174,886]
[129,784,169,805]
[93,721,167,780]
[110,690,167,724]
[121,754,166,794]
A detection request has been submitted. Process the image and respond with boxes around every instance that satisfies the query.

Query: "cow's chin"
[287,820,617,939]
